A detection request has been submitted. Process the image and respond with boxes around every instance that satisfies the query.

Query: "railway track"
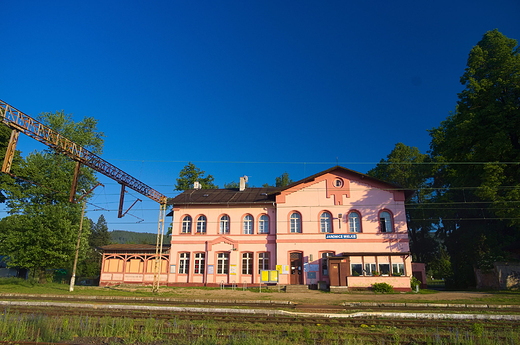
[0,295,519,344]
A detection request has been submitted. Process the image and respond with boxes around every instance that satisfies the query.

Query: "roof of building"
[99,244,170,251]
[168,187,280,206]
[168,166,413,207]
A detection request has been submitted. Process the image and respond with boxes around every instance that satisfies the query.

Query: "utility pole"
[69,199,87,292]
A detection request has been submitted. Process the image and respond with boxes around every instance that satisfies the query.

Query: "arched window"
[242,252,253,274]
[258,214,269,234]
[348,211,361,233]
[179,252,190,274]
[194,252,205,274]
[290,212,302,233]
[219,215,230,234]
[320,211,332,233]
[196,215,207,234]
[379,211,393,233]
[243,215,254,234]
[181,215,192,233]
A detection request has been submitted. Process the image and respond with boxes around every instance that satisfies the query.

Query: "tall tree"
[428,29,520,287]
[367,143,441,267]
[0,111,104,282]
[78,214,111,278]
[174,162,217,191]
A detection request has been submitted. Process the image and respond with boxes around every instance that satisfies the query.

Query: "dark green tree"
[0,111,104,282]
[367,143,441,267]
[174,162,217,191]
[78,214,111,278]
[428,29,520,287]
[275,172,293,187]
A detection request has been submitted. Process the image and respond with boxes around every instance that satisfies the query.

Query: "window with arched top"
[258,214,269,234]
[219,215,230,234]
[290,212,302,233]
[181,215,192,233]
[196,215,207,234]
[320,211,332,233]
[243,215,254,234]
[348,211,361,233]
[379,210,393,233]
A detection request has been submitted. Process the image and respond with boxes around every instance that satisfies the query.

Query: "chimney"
[239,176,248,191]
[193,181,201,190]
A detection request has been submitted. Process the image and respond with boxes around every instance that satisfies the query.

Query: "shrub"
[411,276,421,291]
[371,282,394,293]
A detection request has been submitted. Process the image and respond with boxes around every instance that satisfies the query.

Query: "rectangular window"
[217,252,229,274]
[242,252,253,274]
[351,264,363,276]
[364,263,376,276]
[379,264,390,276]
[179,253,190,274]
[194,253,205,274]
[392,263,405,276]
[258,252,269,272]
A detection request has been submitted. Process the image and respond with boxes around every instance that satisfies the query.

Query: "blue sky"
[1,1,519,233]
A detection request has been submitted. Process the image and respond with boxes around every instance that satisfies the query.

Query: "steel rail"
[0,99,167,204]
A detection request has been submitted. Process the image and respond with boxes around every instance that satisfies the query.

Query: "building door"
[289,252,303,285]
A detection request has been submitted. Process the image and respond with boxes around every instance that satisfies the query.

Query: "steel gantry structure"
[0,99,168,292]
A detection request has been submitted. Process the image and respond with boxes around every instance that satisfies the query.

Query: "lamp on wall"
[338,213,343,228]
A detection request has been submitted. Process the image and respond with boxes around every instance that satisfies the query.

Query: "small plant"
[372,271,380,276]
[471,323,484,337]
[411,276,421,291]
[372,282,394,293]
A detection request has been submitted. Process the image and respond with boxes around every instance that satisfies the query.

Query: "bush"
[411,276,421,291]
[371,282,394,293]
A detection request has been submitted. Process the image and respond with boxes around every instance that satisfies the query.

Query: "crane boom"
[0,99,167,204]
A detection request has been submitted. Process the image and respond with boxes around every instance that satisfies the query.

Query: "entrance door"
[289,252,303,285]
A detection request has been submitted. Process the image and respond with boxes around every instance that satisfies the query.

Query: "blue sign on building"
[325,234,357,239]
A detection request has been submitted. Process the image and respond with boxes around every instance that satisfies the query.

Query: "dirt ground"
[152,287,499,305]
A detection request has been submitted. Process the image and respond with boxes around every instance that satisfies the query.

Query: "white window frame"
[258,214,269,234]
[194,252,205,274]
[392,263,405,276]
[243,215,254,234]
[219,215,230,234]
[217,252,229,274]
[364,263,376,276]
[196,215,207,234]
[258,252,269,272]
[320,211,332,233]
[379,211,393,233]
[181,215,192,233]
[290,212,301,233]
[179,252,190,274]
[348,211,361,233]
[242,252,253,274]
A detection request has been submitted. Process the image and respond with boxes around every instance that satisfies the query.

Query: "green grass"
[2,278,520,306]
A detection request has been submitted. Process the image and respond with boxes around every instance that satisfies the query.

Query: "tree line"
[367,29,520,287]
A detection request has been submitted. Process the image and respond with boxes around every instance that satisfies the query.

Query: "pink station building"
[100,166,415,291]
